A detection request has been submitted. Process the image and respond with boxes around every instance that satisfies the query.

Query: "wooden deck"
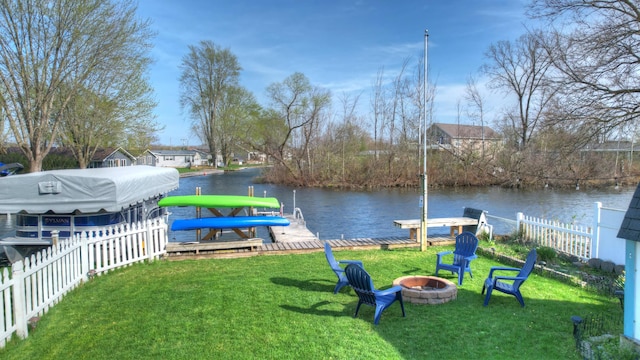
[164,235,455,260]
[268,213,317,242]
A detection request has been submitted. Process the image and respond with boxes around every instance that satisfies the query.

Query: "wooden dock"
[164,234,455,260]
[164,210,456,260]
[269,213,317,242]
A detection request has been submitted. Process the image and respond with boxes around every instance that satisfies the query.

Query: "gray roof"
[617,182,640,241]
[150,149,205,156]
[431,123,500,140]
[91,147,135,161]
[0,166,179,214]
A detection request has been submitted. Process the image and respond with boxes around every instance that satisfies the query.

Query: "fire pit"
[392,275,457,304]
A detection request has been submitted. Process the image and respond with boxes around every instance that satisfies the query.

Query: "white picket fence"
[516,202,626,264]
[517,212,592,259]
[0,219,168,347]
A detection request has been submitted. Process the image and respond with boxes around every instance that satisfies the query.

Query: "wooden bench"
[394,217,479,240]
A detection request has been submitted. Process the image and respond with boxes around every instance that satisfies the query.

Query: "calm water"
[1,167,636,242]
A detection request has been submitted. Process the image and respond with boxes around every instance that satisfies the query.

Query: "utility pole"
[420,29,429,251]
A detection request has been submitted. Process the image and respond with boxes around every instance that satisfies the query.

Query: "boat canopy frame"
[0,166,179,214]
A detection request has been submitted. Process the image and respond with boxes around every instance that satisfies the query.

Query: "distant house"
[247,151,268,163]
[427,123,501,153]
[134,149,158,167]
[148,149,210,168]
[89,147,136,168]
[193,149,213,166]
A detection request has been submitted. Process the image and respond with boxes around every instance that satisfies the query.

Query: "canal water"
[1,167,636,242]
[163,168,635,242]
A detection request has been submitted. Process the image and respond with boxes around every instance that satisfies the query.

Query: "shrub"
[511,244,529,255]
[477,231,493,244]
[537,246,558,263]
[588,336,639,360]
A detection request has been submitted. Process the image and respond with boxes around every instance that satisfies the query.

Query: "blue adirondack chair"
[482,248,537,307]
[324,242,364,294]
[344,263,405,325]
[435,231,479,285]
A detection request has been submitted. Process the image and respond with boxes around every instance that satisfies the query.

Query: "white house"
[148,149,210,168]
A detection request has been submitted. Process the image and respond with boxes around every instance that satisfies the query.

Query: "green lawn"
[0,247,621,359]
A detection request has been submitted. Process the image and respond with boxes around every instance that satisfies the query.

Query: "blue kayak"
[171,216,290,231]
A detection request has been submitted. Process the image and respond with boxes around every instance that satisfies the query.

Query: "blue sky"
[137,0,532,146]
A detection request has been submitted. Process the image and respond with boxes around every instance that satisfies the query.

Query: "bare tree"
[482,31,556,150]
[529,0,640,139]
[0,0,154,172]
[179,41,241,166]
[337,92,363,182]
[0,102,7,154]
[465,76,488,157]
[264,72,331,184]
[370,68,387,160]
[389,59,412,146]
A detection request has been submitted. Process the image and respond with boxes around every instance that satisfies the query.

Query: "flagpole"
[420,29,429,251]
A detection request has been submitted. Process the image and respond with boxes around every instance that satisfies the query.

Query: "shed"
[616,182,640,343]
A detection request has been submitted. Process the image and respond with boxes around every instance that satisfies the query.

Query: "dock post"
[248,186,255,237]
[196,187,201,242]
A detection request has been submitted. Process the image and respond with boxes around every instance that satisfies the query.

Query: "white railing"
[516,202,626,263]
[292,207,304,221]
[0,219,167,347]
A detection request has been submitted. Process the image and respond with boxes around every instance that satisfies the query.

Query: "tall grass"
[0,247,620,359]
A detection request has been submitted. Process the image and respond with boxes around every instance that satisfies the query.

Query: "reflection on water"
[1,167,636,242]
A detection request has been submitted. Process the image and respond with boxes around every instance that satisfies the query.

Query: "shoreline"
[178,168,224,178]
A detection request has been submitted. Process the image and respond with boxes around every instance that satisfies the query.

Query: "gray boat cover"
[0,166,179,214]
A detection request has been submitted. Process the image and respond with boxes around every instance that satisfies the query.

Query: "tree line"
[2,0,639,189]
[0,0,159,171]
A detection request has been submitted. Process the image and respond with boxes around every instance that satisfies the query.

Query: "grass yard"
[0,246,621,359]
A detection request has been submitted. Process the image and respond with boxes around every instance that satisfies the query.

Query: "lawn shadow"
[280,300,350,318]
[401,267,422,275]
[270,276,336,293]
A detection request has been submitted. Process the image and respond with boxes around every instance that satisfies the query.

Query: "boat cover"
[0,166,179,214]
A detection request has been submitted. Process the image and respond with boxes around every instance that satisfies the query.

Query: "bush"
[537,246,558,263]
[477,231,493,244]
[511,244,529,255]
[588,336,639,360]
[0,152,27,166]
